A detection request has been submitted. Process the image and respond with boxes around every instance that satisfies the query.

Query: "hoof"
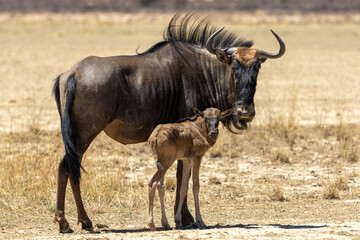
[198,222,208,229]
[175,222,183,230]
[56,217,72,233]
[163,223,171,230]
[148,223,156,231]
[80,219,93,230]
[82,227,94,232]
[185,222,199,229]
[60,227,74,234]
[181,207,194,226]
[181,213,194,226]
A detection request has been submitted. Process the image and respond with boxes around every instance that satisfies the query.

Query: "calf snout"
[209,129,219,137]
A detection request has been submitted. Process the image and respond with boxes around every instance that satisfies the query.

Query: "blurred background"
[0,0,360,13]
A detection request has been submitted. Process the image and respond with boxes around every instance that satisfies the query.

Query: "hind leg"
[148,170,162,231]
[69,163,92,230]
[55,155,72,233]
[158,175,171,230]
[70,124,104,230]
[55,72,117,232]
[63,113,105,231]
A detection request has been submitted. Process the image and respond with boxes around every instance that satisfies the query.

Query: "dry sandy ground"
[3,201,360,239]
[2,128,360,240]
[8,223,360,240]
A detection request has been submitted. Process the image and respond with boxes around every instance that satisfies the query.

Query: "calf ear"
[192,107,204,117]
[215,50,232,64]
[220,108,233,120]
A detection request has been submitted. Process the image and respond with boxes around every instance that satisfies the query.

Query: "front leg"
[192,158,207,229]
[175,160,195,226]
[175,161,192,229]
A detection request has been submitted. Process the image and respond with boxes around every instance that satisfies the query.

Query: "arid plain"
[0,13,360,239]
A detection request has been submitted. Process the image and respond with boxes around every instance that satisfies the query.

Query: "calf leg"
[192,159,206,229]
[175,161,192,229]
[55,156,72,233]
[157,176,171,230]
[175,160,194,226]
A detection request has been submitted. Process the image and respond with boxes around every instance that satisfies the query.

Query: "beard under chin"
[221,113,254,134]
[233,118,248,130]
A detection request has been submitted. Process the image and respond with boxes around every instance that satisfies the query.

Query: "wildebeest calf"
[147,107,232,230]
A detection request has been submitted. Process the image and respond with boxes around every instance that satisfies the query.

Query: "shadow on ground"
[97,223,327,234]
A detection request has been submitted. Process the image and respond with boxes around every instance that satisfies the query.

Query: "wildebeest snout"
[236,102,255,120]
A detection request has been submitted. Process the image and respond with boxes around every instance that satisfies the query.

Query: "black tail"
[52,75,62,118]
[53,74,83,185]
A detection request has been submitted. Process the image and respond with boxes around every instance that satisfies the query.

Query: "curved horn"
[206,27,225,55]
[256,30,286,59]
[225,47,237,55]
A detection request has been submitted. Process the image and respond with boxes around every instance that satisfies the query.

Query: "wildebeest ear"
[215,49,232,64]
[220,108,233,120]
[192,107,204,117]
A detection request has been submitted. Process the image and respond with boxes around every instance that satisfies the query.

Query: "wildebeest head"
[206,28,286,125]
[193,107,233,139]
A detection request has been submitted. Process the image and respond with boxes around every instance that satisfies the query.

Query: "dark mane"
[175,115,198,123]
[138,13,253,56]
[139,13,252,133]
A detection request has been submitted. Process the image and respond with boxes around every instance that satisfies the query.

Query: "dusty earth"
[2,125,360,239]
[8,220,360,240]
[1,13,360,239]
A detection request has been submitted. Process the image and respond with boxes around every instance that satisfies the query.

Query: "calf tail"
[149,131,164,171]
[53,74,83,185]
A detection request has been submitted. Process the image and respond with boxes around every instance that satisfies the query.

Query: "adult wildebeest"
[148,107,233,231]
[52,13,285,233]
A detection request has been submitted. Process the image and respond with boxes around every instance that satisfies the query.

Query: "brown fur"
[233,47,259,66]
[147,108,231,230]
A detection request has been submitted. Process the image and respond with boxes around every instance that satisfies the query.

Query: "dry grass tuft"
[323,183,340,200]
[209,176,222,185]
[165,177,176,192]
[339,141,359,163]
[209,149,222,158]
[334,175,349,191]
[336,114,359,163]
[268,186,287,202]
[270,150,290,164]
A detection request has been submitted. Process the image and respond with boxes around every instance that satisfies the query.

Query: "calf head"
[193,107,233,139]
